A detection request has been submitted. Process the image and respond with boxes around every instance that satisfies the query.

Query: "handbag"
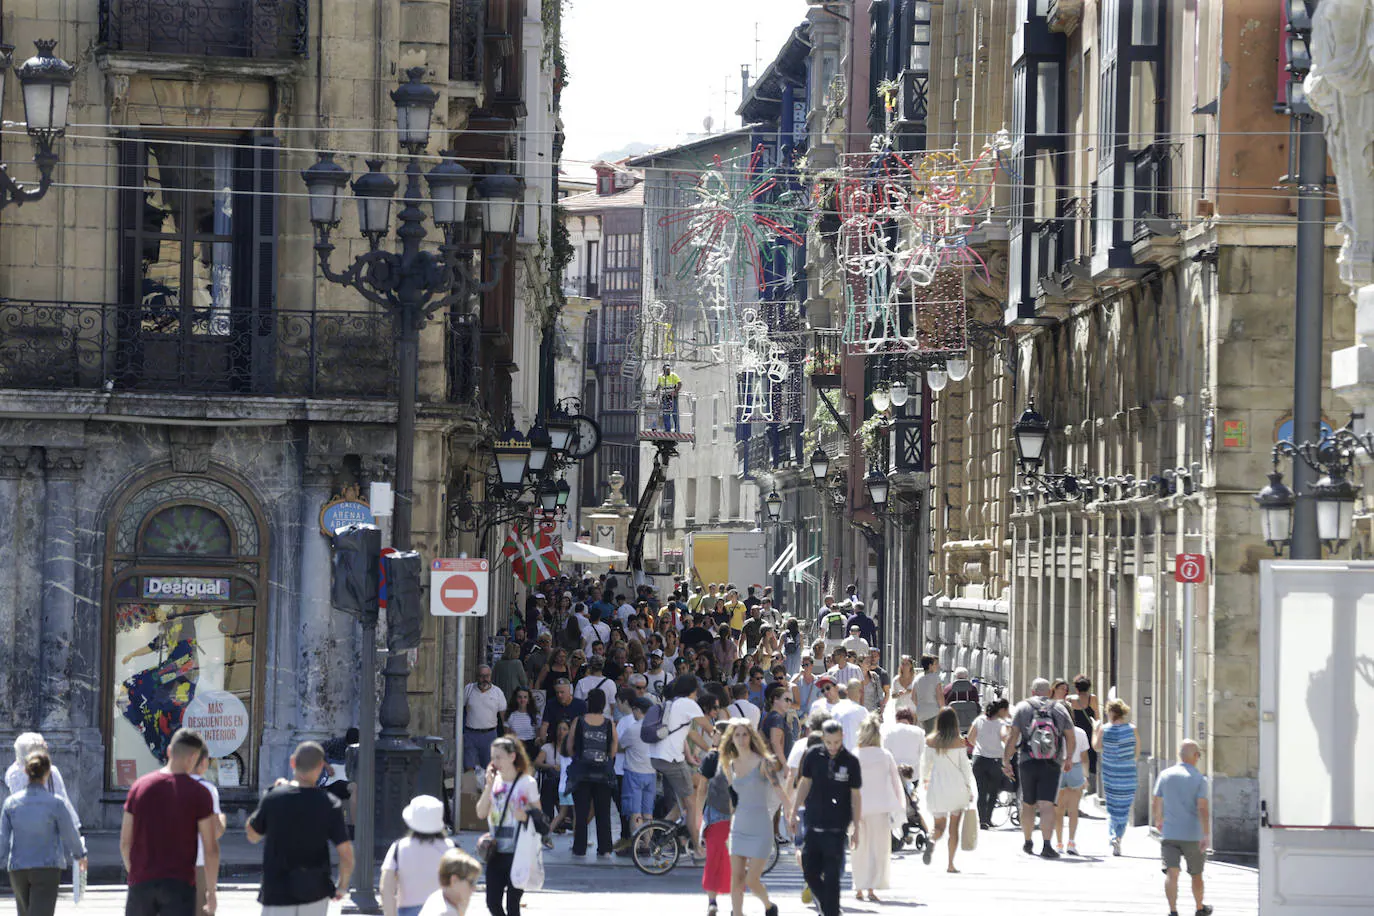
[476,778,517,864]
[960,807,979,851]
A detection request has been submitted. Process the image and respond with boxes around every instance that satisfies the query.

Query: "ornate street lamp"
[538,477,560,515]
[547,412,575,454]
[556,477,572,508]
[351,159,398,243]
[494,427,532,489]
[945,354,970,382]
[865,469,890,508]
[765,489,783,521]
[926,368,949,392]
[476,171,524,236]
[391,67,438,152]
[527,422,552,474]
[1013,399,1050,473]
[302,152,350,227]
[1311,472,1358,548]
[1,40,74,210]
[810,447,831,482]
[871,384,892,412]
[426,154,472,227]
[1254,470,1295,552]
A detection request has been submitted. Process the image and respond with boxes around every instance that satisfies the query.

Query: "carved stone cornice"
[169,427,216,474]
[0,447,33,479]
[43,448,86,480]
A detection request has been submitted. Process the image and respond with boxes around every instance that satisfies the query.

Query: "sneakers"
[1055,842,1065,854]
[1196,907,1214,916]
[1040,844,1061,859]
[614,837,633,852]
[1066,841,1078,855]
[1023,839,1035,855]
[801,887,813,905]
[541,836,554,850]
[1111,837,1122,856]
[922,842,934,865]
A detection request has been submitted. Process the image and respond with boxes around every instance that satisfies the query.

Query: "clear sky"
[559,0,810,170]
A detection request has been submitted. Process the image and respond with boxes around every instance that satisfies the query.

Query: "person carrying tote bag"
[510,819,544,891]
[919,708,976,873]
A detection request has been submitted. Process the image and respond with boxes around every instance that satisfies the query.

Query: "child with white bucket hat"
[381,795,456,916]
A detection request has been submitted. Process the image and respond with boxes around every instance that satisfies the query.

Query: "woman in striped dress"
[1093,698,1138,856]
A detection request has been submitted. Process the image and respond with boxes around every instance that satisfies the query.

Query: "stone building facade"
[918,1,1352,854]
[0,0,559,831]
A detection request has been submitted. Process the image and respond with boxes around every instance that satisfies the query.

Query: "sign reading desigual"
[142,577,230,600]
[181,689,249,758]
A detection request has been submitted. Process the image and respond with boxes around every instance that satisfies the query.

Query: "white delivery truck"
[683,530,769,594]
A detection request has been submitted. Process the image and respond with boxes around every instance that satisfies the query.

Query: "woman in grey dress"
[721,720,792,916]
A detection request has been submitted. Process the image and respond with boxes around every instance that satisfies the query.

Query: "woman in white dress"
[919,708,976,873]
[851,714,904,902]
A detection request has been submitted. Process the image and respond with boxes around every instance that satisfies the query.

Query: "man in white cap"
[644,649,670,701]
[381,796,452,916]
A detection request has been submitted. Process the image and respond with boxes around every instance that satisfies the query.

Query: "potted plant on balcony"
[805,351,841,388]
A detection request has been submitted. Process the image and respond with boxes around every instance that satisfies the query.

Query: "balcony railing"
[0,300,482,405]
[1132,141,1177,241]
[100,0,309,59]
[561,276,599,299]
[449,0,486,82]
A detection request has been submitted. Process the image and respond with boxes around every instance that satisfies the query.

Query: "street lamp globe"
[538,478,559,514]
[1311,472,1358,547]
[889,379,910,407]
[493,429,531,489]
[556,477,571,508]
[476,171,525,236]
[547,413,575,454]
[527,422,552,474]
[926,368,949,392]
[391,67,438,152]
[871,385,891,412]
[16,40,74,142]
[352,160,398,241]
[810,447,830,483]
[765,489,782,521]
[946,355,970,382]
[426,154,472,228]
[1013,399,1050,472]
[1254,470,1294,550]
[865,470,889,508]
[301,153,351,229]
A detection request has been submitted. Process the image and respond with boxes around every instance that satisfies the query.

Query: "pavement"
[2,806,1260,916]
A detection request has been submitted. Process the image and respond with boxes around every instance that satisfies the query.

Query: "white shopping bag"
[510,819,545,891]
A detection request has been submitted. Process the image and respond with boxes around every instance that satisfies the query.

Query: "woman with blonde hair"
[920,708,976,872]
[720,720,792,916]
[419,848,482,916]
[851,714,903,902]
[1094,698,1138,856]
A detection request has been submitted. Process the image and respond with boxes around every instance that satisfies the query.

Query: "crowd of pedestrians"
[0,574,1207,916]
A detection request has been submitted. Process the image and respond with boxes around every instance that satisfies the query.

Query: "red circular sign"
[440,573,481,614]
[1176,553,1206,584]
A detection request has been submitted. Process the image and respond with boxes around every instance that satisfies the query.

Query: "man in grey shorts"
[1152,740,1212,916]
[648,675,714,858]
[247,741,354,916]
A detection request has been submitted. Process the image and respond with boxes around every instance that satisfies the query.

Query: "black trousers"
[572,781,614,855]
[484,851,523,916]
[11,868,61,916]
[801,830,846,916]
[126,879,196,916]
[972,755,1003,826]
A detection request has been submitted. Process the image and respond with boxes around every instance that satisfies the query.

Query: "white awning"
[562,541,629,564]
[788,554,822,583]
[768,542,798,576]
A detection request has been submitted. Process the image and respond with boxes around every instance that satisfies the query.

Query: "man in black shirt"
[791,721,862,916]
[246,741,353,914]
[537,679,587,744]
[680,614,715,652]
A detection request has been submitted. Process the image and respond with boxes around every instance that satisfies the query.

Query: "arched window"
[105,472,267,795]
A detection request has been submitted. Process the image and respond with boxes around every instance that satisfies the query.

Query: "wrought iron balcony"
[0,299,482,405]
[1132,141,1180,242]
[99,0,308,59]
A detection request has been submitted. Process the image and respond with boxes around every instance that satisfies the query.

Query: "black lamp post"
[765,488,783,521]
[1,40,74,210]
[1257,425,1370,555]
[300,66,522,909]
[1011,399,1091,502]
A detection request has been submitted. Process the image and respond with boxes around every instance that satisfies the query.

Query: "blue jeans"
[399,907,423,916]
[661,399,678,432]
[621,769,656,816]
[463,727,497,770]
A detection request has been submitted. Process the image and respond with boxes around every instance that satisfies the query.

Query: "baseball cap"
[535,592,546,599]
[650,648,664,657]
[815,675,837,688]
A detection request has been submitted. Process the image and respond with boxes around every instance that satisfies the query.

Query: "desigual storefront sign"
[141,576,231,600]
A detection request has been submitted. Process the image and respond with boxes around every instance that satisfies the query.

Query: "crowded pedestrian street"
[3,3,1373,916]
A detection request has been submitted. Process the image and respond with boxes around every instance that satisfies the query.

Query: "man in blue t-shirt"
[1152,740,1211,916]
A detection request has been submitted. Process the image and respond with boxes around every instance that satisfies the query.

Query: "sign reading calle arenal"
[319,497,375,536]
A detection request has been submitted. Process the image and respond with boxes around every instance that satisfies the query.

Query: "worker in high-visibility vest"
[656,361,683,432]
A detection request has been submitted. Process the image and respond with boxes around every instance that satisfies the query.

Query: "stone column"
[39,448,85,732]
[298,454,356,740]
[0,447,35,724]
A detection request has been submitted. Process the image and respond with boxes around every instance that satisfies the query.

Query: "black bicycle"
[630,818,781,876]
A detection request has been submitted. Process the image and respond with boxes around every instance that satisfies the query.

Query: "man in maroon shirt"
[120,729,220,916]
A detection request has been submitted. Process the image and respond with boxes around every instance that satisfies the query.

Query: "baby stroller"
[891,765,931,853]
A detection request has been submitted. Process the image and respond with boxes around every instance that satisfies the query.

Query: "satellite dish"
[703,116,714,133]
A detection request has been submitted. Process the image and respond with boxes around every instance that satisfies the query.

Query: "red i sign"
[1176,553,1206,584]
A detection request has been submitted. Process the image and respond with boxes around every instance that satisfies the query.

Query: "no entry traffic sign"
[431,558,490,617]
[1175,553,1206,584]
